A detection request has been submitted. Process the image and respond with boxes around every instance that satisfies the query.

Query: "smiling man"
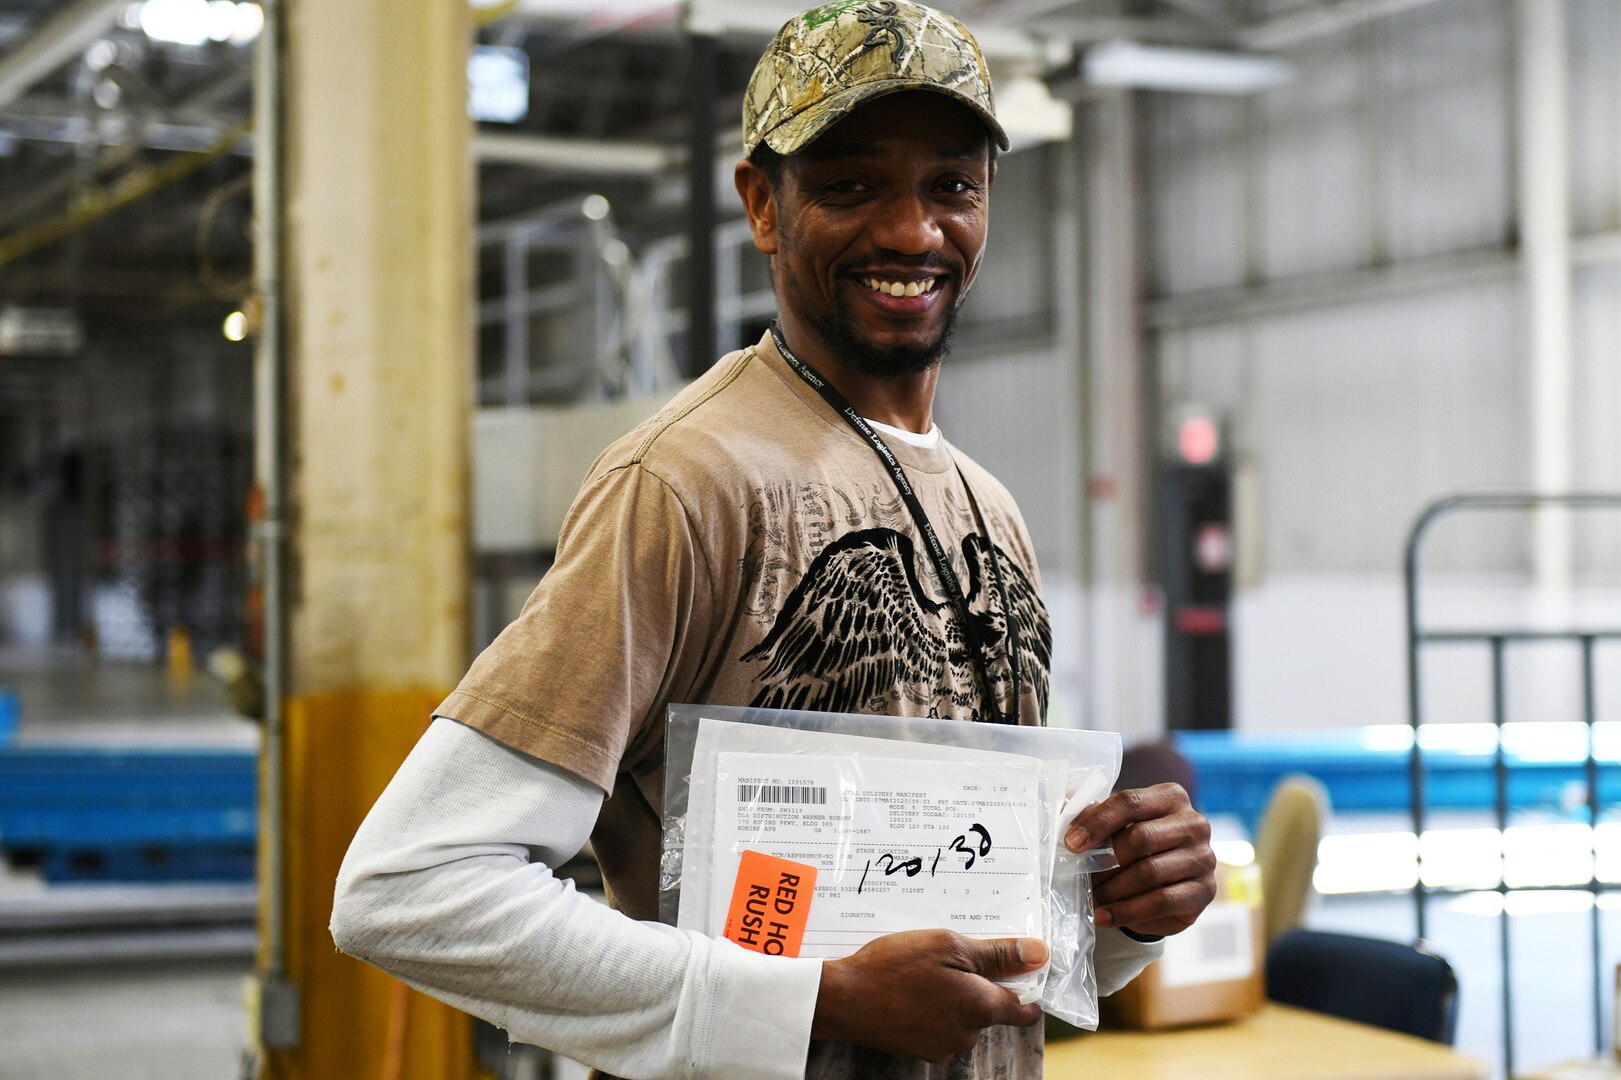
[331,3,1216,1078]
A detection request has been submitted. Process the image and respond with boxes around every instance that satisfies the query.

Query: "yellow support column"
[265,0,475,1076]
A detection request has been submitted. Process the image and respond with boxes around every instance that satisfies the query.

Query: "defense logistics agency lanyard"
[769,322,1023,726]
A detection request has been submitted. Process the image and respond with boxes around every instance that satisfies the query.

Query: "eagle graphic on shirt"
[741,527,1052,720]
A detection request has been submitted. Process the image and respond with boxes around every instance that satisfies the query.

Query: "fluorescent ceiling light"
[138,0,211,46]
[995,72,1072,148]
[1083,39,1292,95]
[468,45,530,124]
[133,0,261,46]
[494,0,676,25]
[205,0,236,41]
[228,3,262,45]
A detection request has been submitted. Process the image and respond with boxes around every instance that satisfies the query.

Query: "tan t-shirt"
[437,331,1053,1079]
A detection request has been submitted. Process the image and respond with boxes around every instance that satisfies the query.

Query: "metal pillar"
[252,0,296,1052]
[1516,0,1574,591]
[1081,89,1159,740]
[685,33,718,373]
[261,1,476,1076]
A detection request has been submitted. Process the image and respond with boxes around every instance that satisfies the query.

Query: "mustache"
[838,253,956,276]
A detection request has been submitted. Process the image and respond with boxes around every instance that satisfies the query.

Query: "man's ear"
[734,158,780,255]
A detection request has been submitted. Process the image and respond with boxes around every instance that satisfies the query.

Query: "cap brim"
[759,79,1011,157]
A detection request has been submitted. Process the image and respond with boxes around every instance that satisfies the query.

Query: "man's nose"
[870,192,945,255]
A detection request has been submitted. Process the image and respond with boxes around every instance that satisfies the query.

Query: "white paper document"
[710,750,1049,960]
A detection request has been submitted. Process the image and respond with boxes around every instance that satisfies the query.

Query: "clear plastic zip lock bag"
[658,704,1121,1029]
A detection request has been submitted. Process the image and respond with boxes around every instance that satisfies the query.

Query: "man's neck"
[773,314,939,434]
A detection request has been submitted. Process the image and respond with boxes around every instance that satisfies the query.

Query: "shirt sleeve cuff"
[703,943,823,1080]
[1094,925,1166,997]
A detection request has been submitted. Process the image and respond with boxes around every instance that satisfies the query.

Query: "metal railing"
[1404,491,1621,1074]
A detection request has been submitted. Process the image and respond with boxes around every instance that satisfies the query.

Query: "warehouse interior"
[0,0,1618,1077]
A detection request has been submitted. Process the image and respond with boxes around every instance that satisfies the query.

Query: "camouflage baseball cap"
[742,0,1010,158]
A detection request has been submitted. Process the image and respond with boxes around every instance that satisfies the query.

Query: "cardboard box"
[1099,863,1265,1030]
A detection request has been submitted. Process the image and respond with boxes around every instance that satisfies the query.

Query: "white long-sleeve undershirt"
[331,716,1161,1078]
[331,717,822,1079]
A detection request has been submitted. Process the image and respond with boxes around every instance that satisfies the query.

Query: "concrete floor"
[0,646,256,749]
[0,959,251,1080]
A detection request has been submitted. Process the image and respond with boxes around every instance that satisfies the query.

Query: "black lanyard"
[769,323,1022,725]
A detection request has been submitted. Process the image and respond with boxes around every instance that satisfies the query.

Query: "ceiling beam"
[0,261,232,305]
[0,0,126,112]
[1236,0,1457,50]
[0,111,252,154]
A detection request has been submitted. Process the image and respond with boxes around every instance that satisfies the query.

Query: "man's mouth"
[857,275,940,299]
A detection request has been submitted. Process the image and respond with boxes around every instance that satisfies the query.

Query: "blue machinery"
[1405,492,1621,1074]
[0,746,255,883]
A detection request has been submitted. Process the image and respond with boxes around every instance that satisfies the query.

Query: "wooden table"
[1517,1060,1621,1080]
[1047,1003,1489,1080]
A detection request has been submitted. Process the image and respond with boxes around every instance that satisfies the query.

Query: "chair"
[1253,773,1328,947]
[1265,928,1461,1045]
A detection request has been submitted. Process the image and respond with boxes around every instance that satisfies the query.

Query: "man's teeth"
[864,278,936,297]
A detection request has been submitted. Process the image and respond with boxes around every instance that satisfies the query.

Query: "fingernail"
[1066,827,1089,853]
[1017,939,1049,965]
[1095,908,1113,927]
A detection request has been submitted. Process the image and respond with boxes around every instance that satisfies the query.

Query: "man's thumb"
[965,936,1048,976]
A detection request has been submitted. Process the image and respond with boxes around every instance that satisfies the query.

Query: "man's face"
[743,91,992,378]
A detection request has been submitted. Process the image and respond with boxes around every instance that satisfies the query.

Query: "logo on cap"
[856,1,907,59]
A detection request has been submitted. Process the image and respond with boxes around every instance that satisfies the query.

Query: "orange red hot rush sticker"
[723,851,816,957]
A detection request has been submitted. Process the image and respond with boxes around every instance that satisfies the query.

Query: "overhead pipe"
[0,120,249,269]
[0,67,255,232]
[1145,224,1621,331]
[473,132,673,175]
[1236,0,1458,50]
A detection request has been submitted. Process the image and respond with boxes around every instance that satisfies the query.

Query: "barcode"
[737,784,827,805]
[1198,917,1241,963]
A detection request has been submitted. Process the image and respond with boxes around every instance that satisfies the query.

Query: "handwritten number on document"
[858,852,923,894]
[948,823,993,869]
[857,823,993,894]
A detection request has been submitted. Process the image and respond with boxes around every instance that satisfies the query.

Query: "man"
[331,2,1216,1077]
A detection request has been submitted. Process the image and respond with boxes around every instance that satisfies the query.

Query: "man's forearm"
[333,850,820,1077]
[330,718,821,1080]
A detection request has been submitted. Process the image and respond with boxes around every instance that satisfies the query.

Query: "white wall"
[1145,0,1621,731]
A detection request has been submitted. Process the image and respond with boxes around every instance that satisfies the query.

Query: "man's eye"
[824,179,869,194]
[937,178,980,195]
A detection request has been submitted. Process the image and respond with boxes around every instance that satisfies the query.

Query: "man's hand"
[811,930,1047,1062]
[1065,783,1217,938]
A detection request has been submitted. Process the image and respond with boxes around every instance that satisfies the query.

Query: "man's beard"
[808,290,961,378]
